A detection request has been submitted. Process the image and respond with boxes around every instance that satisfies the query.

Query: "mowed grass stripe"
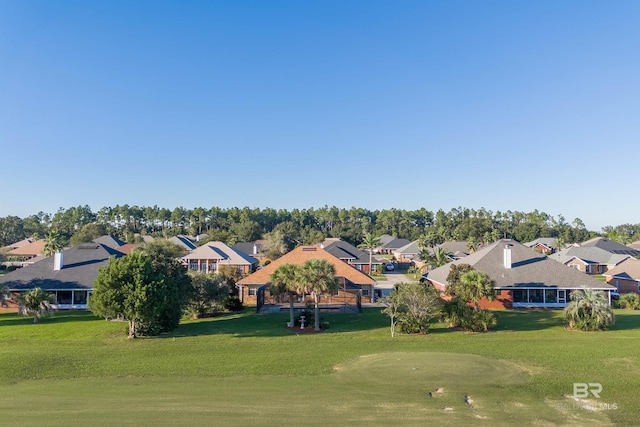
[1,309,638,425]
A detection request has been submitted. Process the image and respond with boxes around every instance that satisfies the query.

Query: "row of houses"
[2,233,639,313]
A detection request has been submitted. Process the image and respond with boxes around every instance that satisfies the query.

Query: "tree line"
[1,204,639,249]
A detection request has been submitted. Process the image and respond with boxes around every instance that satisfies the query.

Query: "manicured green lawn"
[1,308,639,426]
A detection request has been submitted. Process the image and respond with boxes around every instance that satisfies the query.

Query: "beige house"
[181,241,258,274]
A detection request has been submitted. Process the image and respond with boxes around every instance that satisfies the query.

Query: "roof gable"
[237,246,376,286]
[182,241,258,265]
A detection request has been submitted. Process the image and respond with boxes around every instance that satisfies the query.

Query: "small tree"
[186,271,229,319]
[564,289,615,331]
[381,290,403,337]
[458,270,496,310]
[17,287,53,323]
[358,232,381,274]
[382,283,442,335]
[0,284,9,308]
[298,259,339,331]
[270,263,301,327]
[445,266,498,332]
[618,293,640,310]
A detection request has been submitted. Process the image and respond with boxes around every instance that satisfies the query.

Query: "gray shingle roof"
[382,238,411,250]
[0,244,124,291]
[523,237,557,248]
[549,246,631,265]
[92,235,126,249]
[322,240,381,265]
[232,242,263,256]
[182,241,258,266]
[427,239,614,290]
[168,235,197,250]
[579,237,640,256]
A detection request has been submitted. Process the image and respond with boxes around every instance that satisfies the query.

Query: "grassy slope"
[1,309,638,426]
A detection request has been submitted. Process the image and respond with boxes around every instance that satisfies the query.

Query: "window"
[56,291,73,305]
[513,289,527,303]
[495,290,502,296]
[73,291,88,305]
[362,287,369,296]
[544,289,557,303]
[586,265,592,274]
[529,289,544,303]
[598,265,604,274]
[248,286,258,296]
[570,264,580,270]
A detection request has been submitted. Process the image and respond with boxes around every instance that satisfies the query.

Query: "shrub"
[224,295,243,312]
[618,293,640,310]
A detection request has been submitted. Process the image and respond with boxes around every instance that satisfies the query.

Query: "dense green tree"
[137,240,192,332]
[91,251,190,338]
[70,223,113,246]
[298,259,339,331]
[0,216,25,247]
[186,271,229,319]
[564,289,615,331]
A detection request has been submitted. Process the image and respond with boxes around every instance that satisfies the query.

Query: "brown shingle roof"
[603,257,640,281]
[8,239,46,256]
[237,246,376,286]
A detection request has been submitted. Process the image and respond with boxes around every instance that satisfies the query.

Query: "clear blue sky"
[1,0,638,231]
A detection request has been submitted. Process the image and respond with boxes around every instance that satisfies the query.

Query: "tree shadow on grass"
[494,309,565,331]
[0,310,101,327]
[495,308,640,332]
[164,308,389,338]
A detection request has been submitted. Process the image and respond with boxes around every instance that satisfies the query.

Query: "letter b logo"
[573,383,602,398]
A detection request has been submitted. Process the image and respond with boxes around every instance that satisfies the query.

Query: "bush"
[224,295,243,312]
[294,302,318,328]
[618,293,640,310]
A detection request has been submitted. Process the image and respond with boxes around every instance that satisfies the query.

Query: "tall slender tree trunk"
[314,294,321,331]
[128,320,136,339]
[289,291,295,327]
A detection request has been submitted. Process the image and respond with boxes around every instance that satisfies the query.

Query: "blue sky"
[1,0,638,231]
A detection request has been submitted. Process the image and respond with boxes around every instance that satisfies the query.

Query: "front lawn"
[1,308,638,425]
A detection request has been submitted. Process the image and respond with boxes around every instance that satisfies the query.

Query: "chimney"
[253,244,257,255]
[503,244,512,269]
[54,251,64,271]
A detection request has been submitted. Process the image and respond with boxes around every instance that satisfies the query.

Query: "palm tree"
[43,230,64,257]
[17,287,53,323]
[429,247,452,269]
[466,238,477,254]
[270,263,301,327]
[564,289,615,331]
[358,232,381,274]
[459,270,496,310]
[298,259,339,331]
